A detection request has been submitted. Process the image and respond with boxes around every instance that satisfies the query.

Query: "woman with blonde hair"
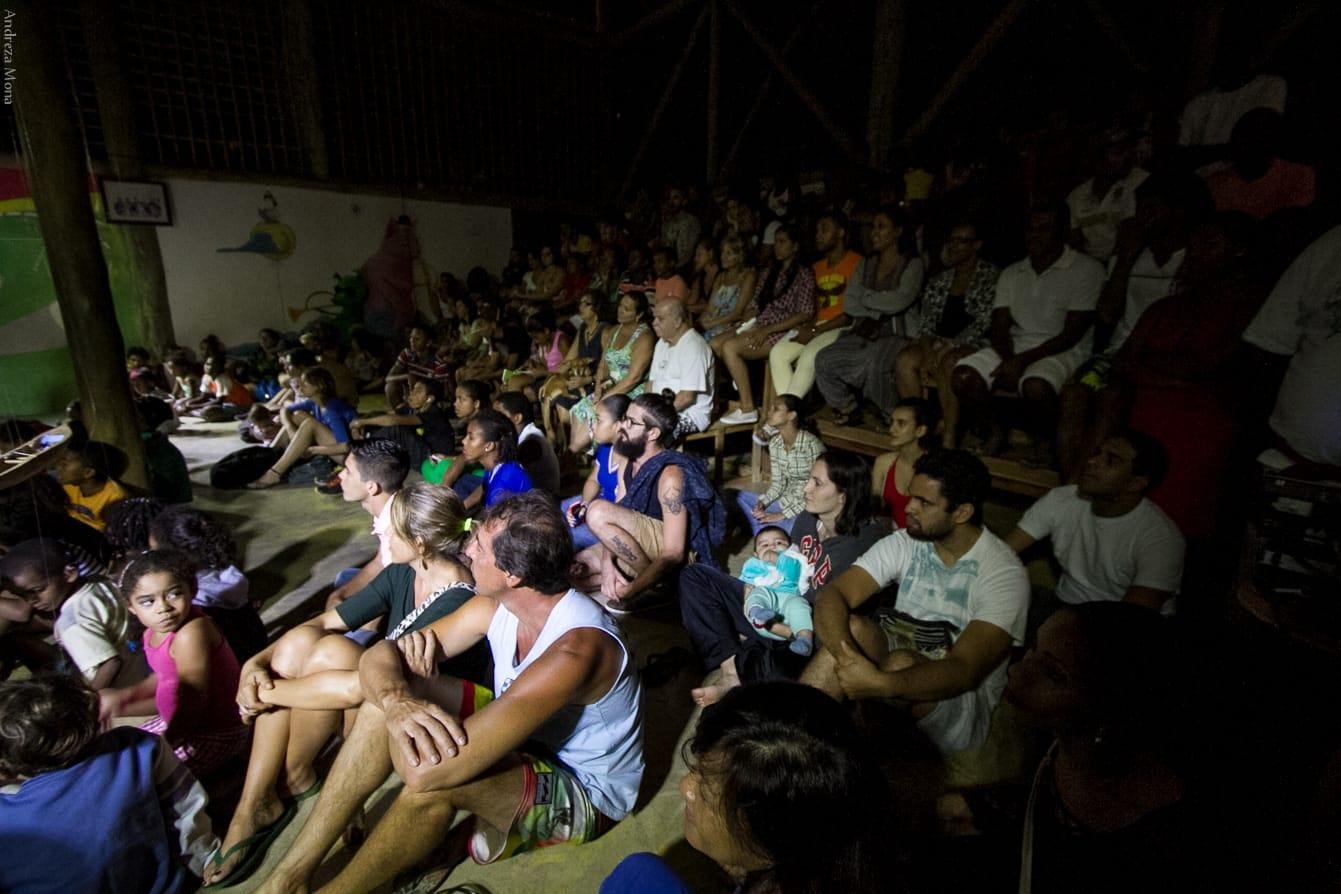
[205,484,483,886]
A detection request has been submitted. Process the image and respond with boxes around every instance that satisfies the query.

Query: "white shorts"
[954,346,1087,394]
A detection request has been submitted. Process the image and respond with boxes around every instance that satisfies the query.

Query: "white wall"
[156,179,512,347]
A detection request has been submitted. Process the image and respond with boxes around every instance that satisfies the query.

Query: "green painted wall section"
[0,201,144,417]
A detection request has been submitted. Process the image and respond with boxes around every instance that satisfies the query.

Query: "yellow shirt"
[64,479,130,531]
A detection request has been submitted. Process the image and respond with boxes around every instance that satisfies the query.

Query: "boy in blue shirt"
[0,675,220,892]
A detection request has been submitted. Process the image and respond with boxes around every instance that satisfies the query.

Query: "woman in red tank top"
[871,398,938,529]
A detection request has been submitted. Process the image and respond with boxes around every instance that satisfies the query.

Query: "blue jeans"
[734,489,794,536]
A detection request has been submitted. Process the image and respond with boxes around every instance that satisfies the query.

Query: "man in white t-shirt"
[648,298,714,437]
[1007,432,1185,626]
[1066,127,1150,262]
[953,202,1105,454]
[1242,225,1341,469]
[802,450,1029,753]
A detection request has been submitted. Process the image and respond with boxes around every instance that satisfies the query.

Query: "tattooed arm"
[613,466,689,601]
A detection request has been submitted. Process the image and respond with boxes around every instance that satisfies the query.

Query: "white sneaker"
[719,408,759,426]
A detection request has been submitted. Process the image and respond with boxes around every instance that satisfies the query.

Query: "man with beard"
[572,393,725,613]
[1006,431,1184,627]
[801,450,1028,753]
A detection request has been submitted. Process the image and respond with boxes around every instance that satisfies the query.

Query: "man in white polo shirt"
[952,202,1106,454]
[648,298,714,438]
[1242,224,1341,470]
[1006,431,1185,629]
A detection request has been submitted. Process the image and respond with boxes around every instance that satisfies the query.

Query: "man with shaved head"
[648,298,715,438]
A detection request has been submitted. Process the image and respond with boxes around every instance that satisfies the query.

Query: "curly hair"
[103,497,166,554]
[119,549,199,603]
[148,506,235,570]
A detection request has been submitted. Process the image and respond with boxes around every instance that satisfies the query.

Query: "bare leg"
[255,701,396,893]
[721,335,770,411]
[252,418,337,487]
[895,342,926,400]
[691,656,741,707]
[934,348,974,448]
[1057,381,1093,481]
[950,365,992,446]
[585,499,653,577]
[318,765,525,894]
[1020,377,1060,466]
[800,615,890,699]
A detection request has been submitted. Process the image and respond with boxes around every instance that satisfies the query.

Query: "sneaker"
[315,470,344,495]
[752,424,778,446]
[719,408,759,426]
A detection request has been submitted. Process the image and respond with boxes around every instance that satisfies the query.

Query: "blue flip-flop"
[203,801,298,888]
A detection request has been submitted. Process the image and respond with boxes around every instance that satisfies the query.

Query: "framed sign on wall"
[101,179,173,225]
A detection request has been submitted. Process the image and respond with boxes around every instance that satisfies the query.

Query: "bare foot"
[247,468,283,489]
[205,795,287,885]
[692,669,741,708]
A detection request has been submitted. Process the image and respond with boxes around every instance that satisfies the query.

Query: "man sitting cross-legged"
[570,393,726,613]
[801,450,1029,753]
[255,493,644,894]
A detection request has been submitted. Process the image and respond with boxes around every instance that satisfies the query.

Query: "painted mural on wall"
[216,191,296,260]
[0,166,143,417]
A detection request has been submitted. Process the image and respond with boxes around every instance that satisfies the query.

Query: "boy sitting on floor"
[0,539,145,689]
[56,436,130,532]
[0,674,221,892]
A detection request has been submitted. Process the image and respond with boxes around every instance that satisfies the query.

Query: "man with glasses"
[571,394,725,613]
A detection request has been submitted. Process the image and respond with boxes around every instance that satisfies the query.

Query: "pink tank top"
[544,330,565,372]
[143,609,243,736]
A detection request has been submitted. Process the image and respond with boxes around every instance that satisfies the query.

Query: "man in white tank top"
[260,493,644,892]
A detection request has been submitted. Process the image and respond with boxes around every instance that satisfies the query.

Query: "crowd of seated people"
[2,71,1338,894]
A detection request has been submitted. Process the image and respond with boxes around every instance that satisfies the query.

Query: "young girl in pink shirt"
[99,550,249,778]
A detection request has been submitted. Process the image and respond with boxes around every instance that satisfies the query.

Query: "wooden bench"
[683,419,756,484]
[816,418,1059,499]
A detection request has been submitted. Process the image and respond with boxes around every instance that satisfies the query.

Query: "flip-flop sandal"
[203,801,298,888]
[290,778,323,803]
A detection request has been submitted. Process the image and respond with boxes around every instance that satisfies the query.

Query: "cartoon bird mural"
[217,191,296,260]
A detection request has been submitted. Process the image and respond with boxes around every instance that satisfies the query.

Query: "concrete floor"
[174,418,731,893]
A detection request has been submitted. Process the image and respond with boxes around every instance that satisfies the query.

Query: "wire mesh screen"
[18,0,606,205]
[312,0,603,202]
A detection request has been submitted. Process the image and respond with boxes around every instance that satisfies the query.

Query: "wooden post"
[618,4,709,203]
[719,5,817,178]
[78,0,177,359]
[1251,1,1322,73]
[866,0,906,170]
[280,0,330,179]
[722,0,864,164]
[12,0,149,487]
[706,0,721,183]
[900,0,1031,148]
[611,0,702,46]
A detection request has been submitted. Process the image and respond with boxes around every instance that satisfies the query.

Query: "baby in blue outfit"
[739,526,815,656]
